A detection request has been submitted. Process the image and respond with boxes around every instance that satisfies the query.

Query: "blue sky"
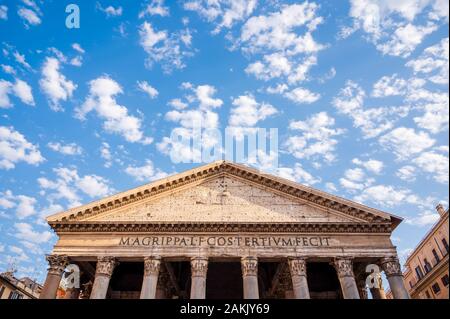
[0,0,448,283]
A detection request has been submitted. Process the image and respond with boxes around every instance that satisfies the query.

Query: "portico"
[40,161,410,299]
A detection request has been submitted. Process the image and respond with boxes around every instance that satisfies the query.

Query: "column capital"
[46,254,69,275]
[380,256,402,277]
[241,256,258,277]
[95,256,118,277]
[333,257,355,278]
[288,257,307,277]
[143,256,161,277]
[191,257,208,277]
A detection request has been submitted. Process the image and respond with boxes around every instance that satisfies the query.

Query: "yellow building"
[0,272,42,299]
[388,204,449,299]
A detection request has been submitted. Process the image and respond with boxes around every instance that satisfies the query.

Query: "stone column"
[356,278,368,299]
[333,258,360,299]
[241,256,259,299]
[288,258,310,299]
[381,256,410,299]
[40,254,69,299]
[140,256,161,299]
[90,256,118,299]
[190,257,208,299]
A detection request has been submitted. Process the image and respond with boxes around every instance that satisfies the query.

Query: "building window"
[0,285,5,298]
[425,290,431,299]
[432,249,440,264]
[443,238,449,254]
[423,259,432,273]
[415,266,424,280]
[431,283,441,294]
[409,281,413,289]
[442,274,449,287]
[8,291,23,299]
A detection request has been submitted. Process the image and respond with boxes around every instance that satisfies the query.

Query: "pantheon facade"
[40,161,410,299]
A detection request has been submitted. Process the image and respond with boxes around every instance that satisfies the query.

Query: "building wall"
[403,208,449,299]
[0,275,41,299]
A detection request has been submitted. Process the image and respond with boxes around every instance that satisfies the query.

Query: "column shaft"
[140,257,161,299]
[90,257,118,299]
[241,257,259,299]
[64,288,80,299]
[381,257,410,299]
[190,257,208,299]
[333,258,360,299]
[288,258,310,299]
[39,255,69,299]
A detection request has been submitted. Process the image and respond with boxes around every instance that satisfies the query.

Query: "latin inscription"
[118,235,333,247]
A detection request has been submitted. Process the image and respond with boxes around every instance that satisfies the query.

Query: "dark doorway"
[206,262,243,299]
[307,262,342,299]
[109,261,143,299]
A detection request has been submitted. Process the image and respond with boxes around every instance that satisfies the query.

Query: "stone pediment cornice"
[46,161,402,229]
[48,221,393,233]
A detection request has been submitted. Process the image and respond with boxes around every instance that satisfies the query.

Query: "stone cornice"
[46,161,402,229]
[48,221,393,234]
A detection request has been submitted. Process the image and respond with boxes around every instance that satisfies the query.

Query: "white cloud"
[137,80,159,99]
[333,81,410,138]
[0,190,37,219]
[168,98,188,110]
[396,165,417,182]
[39,57,77,111]
[97,3,122,17]
[38,167,113,207]
[184,0,257,33]
[125,160,169,182]
[139,0,169,18]
[17,7,41,27]
[139,22,194,73]
[405,210,440,226]
[0,5,8,20]
[354,184,429,207]
[1,64,15,75]
[372,74,408,97]
[347,0,446,57]
[379,127,435,159]
[13,51,32,70]
[14,223,52,244]
[0,126,44,170]
[276,163,321,186]
[75,76,152,144]
[284,87,320,104]
[72,43,85,54]
[352,158,384,174]
[228,95,277,127]
[100,142,112,167]
[47,142,82,155]
[413,150,449,184]
[0,79,34,107]
[406,37,449,84]
[285,112,345,163]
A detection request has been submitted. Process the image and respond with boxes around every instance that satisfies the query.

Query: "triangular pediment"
[47,161,402,229]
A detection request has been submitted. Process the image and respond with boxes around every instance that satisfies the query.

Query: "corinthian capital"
[144,256,161,276]
[241,256,258,277]
[95,256,118,277]
[46,254,69,275]
[380,256,402,277]
[191,257,208,277]
[288,258,307,277]
[333,257,355,278]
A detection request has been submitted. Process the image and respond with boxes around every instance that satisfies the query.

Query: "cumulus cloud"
[137,80,159,99]
[38,167,113,208]
[405,210,441,226]
[412,150,449,184]
[0,5,8,20]
[14,223,52,244]
[333,81,410,138]
[184,0,256,33]
[352,158,384,174]
[396,165,417,182]
[139,0,169,18]
[346,0,447,57]
[285,112,345,163]
[0,126,44,170]
[276,163,321,186]
[0,79,35,108]
[47,142,82,155]
[379,127,435,159]
[97,2,123,17]
[75,76,152,144]
[0,190,37,219]
[139,22,194,73]
[284,87,320,104]
[17,7,41,27]
[125,160,169,182]
[39,57,77,111]
[354,184,432,207]
[228,95,277,127]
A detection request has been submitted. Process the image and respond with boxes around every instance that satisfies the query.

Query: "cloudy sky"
[0,0,448,282]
